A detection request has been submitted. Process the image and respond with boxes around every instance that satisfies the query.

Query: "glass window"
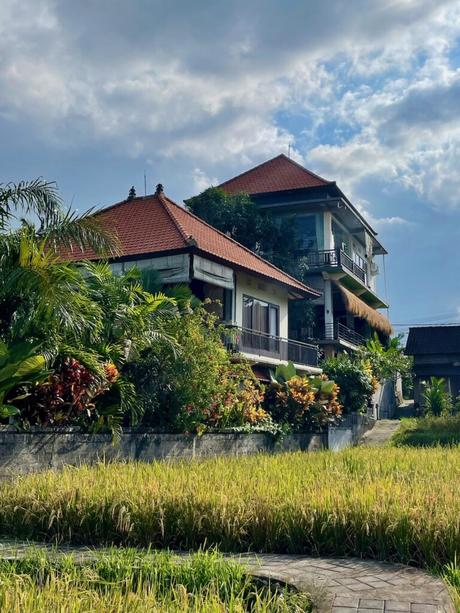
[296,215,318,251]
[243,295,279,336]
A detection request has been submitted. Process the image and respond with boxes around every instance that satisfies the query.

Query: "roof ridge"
[277,153,332,185]
[90,194,153,217]
[164,195,320,296]
[157,192,190,245]
[218,153,331,190]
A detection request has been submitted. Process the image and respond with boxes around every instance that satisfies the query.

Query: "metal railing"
[223,326,319,367]
[322,322,365,347]
[302,249,367,285]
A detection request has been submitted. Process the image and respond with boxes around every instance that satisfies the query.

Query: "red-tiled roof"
[219,154,331,195]
[59,191,320,298]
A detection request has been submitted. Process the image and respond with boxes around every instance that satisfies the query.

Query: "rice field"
[0,549,310,612]
[0,447,459,569]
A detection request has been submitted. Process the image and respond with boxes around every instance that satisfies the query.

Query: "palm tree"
[0,179,119,349]
[0,179,179,430]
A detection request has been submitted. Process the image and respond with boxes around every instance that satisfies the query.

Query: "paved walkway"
[360,420,401,447]
[0,541,454,612]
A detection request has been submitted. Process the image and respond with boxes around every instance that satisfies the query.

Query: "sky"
[1,0,460,334]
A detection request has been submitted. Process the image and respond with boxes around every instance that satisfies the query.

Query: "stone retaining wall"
[0,428,325,479]
[0,415,375,479]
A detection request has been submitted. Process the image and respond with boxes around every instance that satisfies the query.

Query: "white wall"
[234,272,289,338]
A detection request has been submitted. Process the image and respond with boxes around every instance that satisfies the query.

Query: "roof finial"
[127,185,136,200]
[155,183,164,195]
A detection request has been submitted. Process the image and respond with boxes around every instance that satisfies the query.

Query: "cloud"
[1,0,460,216]
[191,168,219,193]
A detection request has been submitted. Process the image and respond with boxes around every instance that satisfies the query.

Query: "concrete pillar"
[323,212,333,250]
[324,278,334,339]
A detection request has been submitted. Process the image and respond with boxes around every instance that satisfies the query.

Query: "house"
[60,184,322,376]
[218,154,392,355]
[406,325,460,409]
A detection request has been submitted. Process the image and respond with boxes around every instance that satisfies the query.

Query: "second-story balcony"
[320,322,366,349]
[223,326,319,370]
[304,248,367,285]
[299,248,388,309]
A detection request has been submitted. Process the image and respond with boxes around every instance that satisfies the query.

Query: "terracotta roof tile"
[219,154,331,195]
[59,191,320,298]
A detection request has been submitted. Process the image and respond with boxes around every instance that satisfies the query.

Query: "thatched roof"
[334,282,393,336]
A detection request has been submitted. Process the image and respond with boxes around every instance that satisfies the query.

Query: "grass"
[392,414,460,447]
[0,549,311,612]
[0,447,460,570]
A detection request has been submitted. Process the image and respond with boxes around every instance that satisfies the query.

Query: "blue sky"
[1,0,460,334]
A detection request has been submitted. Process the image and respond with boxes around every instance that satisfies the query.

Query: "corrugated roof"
[59,190,320,298]
[218,154,331,195]
[406,326,460,355]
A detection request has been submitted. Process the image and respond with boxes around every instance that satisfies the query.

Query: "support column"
[323,212,333,250]
[324,278,334,340]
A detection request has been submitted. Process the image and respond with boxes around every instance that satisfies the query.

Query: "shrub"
[127,305,267,433]
[322,353,374,414]
[361,333,412,382]
[19,358,119,427]
[422,376,453,416]
[264,367,341,431]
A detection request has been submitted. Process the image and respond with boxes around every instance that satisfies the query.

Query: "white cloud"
[0,0,460,211]
[191,168,219,193]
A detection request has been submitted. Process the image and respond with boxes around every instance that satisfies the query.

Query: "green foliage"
[322,353,374,414]
[422,376,453,417]
[0,179,180,434]
[186,187,300,275]
[392,414,460,447]
[264,373,341,431]
[271,360,297,384]
[0,340,50,419]
[361,333,412,382]
[127,305,267,433]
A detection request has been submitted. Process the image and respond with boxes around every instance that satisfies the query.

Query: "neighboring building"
[60,184,322,376]
[406,325,460,409]
[218,154,392,355]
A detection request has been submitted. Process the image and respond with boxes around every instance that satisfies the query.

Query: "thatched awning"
[334,282,393,337]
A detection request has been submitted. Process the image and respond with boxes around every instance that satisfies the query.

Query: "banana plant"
[0,340,50,419]
[270,361,297,384]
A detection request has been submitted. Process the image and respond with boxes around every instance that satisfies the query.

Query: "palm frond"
[0,179,62,230]
[44,207,120,257]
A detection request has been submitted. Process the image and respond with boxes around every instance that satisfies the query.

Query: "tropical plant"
[264,361,341,430]
[0,180,181,433]
[81,262,177,364]
[322,353,374,414]
[0,340,50,419]
[422,376,452,417]
[361,333,412,382]
[0,179,119,353]
[126,304,268,432]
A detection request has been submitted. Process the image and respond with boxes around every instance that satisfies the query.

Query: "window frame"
[242,294,280,337]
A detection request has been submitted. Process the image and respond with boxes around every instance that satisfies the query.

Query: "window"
[243,295,279,336]
[296,215,318,251]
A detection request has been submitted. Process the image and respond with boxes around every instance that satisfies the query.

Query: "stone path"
[236,554,454,613]
[360,420,401,447]
[0,541,454,612]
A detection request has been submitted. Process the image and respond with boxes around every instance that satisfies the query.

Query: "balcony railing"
[223,326,319,367]
[302,249,367,285]
[322,322,365,347]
